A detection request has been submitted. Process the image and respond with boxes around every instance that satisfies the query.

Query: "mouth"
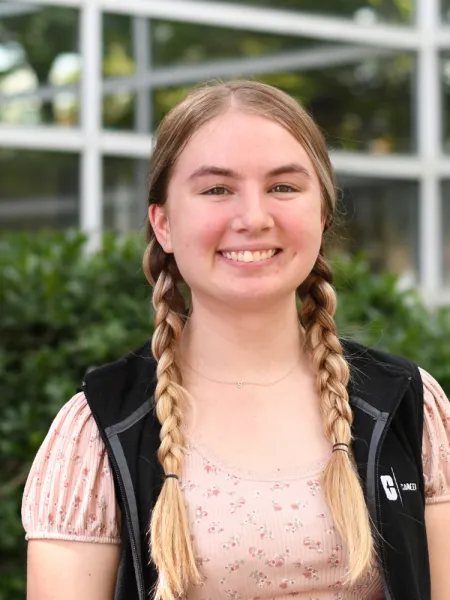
[219,249,281,263]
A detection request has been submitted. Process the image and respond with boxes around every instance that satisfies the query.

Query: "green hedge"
[2,231,450,599]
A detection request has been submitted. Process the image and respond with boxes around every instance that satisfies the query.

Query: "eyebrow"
[267,163,311,179]
[188,166,239,180]
[187,163,311,181]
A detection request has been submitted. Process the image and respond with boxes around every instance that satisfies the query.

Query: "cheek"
[171,206,225,256]
[284,205,323,252]
[171,211,225,287]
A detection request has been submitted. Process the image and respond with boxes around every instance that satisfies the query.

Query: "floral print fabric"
[22,369,450,599]
[22,392,121,544]
[421,368,450,502]
[179,439,382,599]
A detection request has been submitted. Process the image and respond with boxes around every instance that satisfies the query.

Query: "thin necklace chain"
[183,357,300,389]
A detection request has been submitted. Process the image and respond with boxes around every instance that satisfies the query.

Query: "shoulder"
[420,368,450,433]
[420,368,450,503]
[84,340,155,386]
[83,340,158,430]
[341,338,419,378]
[44,391,97,440]
[343,339,449,426]
[342,339,422,410]
[22,392,121,544]
[23,391,102,476]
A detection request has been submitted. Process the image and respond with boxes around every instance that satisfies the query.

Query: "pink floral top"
[22,369,450,599]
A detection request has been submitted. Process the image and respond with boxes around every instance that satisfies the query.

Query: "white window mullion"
[132,16,151,133]
[80,0,102,251]
[417,0,442,303]
[96,0,419,50]
[13,0,81,7]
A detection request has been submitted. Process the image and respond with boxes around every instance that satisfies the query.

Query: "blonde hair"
[143,80,373,599]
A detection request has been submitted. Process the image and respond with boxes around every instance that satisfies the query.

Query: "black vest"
[82,340,430,600]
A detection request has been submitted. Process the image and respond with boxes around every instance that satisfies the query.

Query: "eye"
[271,184,298,193]
[202,186,230,196]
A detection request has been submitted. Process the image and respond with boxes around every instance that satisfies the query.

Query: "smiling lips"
[220,249,278,263]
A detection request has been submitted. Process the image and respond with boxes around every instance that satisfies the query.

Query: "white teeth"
[222,249,277,262]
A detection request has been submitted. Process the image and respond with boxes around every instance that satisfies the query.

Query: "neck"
[177,294,306,382]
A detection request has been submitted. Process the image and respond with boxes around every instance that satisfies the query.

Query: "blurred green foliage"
[0,231,152,599]
[2,230,450,599]
[333,254,450,387]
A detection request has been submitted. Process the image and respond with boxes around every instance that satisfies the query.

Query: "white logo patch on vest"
[381,475,399,501]
[380,468,418,503]
[400,482,417,491]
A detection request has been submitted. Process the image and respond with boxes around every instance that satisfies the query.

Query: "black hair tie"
[332,443,349,453]
[165,474,179,480]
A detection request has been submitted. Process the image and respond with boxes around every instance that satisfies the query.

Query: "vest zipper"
[82,381,146,600]
[367,378,411,600]
[371,414,395,600]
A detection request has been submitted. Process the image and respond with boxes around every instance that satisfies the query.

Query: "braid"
[300,251,374,583]
[144,242,202,600]
[143,239,186,316]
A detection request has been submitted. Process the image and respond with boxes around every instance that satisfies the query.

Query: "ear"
[148,204,173,253]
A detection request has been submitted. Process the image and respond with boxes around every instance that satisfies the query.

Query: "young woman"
[23,80,450,600]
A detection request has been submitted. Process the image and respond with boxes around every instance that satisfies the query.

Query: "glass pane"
[103,12,134,75]
[0,4,80,126]
[103,18,308,130]
[329,176,419,282]
[0,149,79,230]
[206,0,414,24]
[442,0,450,22]
[103,157,148,232]
[442,181,450,284]
[103,93,136,130]
[151,20,311,68]
[102,13,137,130]
[441,53,450,152]
[153,52,415,153]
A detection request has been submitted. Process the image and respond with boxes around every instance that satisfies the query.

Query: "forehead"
[171,110,317,179]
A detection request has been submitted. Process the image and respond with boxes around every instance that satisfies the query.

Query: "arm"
[419,369,450,599]
[27,540,121,600]
[22,393,123,599]
[426,503,450,600]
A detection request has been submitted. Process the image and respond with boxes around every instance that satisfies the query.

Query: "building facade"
[1,0,450,303]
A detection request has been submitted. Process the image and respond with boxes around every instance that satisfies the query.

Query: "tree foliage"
[0,231,152,599]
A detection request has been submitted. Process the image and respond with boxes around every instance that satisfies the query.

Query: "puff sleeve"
[420,368,450,504]
[21,392,121,544]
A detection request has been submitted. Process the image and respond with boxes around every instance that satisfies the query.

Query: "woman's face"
[149,110,325,309]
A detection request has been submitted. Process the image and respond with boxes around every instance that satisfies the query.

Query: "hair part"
[143,79,374,599]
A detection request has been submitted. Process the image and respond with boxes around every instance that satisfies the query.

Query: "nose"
[231,188,275,234]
